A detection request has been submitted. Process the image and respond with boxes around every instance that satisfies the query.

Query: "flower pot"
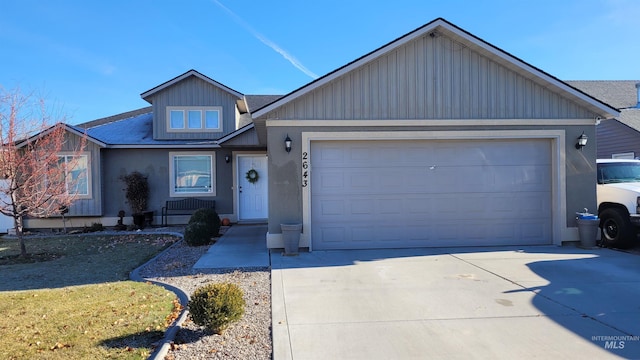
[281,223,302,255]
[132,213,146,228]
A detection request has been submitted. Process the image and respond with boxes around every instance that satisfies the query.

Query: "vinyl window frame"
[166,106,222,132]
[169,151,216,197]
[57,152,92,199]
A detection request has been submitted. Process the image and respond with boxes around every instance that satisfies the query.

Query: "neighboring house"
[566,81,640,159]
[26,18,619,250]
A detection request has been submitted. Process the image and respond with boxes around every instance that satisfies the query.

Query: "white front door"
[238,155,268,220]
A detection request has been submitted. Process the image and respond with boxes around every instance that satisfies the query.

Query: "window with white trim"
[612,152,635,159]
[58,153,91,198]
[169,152,216,197]
[167,107,222,132]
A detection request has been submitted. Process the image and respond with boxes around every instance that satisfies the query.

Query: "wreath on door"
[245,169,259,184]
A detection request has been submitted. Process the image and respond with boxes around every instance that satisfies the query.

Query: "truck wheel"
[599,209,635,249]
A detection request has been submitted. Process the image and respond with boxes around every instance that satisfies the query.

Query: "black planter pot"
[132,213,146,228]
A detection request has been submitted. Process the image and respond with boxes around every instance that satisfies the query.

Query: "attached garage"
[257,18,620,250]
[310,138,552,249]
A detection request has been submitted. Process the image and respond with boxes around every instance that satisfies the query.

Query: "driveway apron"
[271,246,640,359]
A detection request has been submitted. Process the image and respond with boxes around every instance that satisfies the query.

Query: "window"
[169,152,216,196]
[167,107,222,132]
[58,153,90,198]
[612,152,635,159]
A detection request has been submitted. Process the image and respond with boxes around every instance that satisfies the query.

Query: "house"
[25,71,275,229]
[566,81,640,159]
[25,18,619,250]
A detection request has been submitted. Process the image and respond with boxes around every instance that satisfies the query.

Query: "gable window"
[167,107,222,132]
[169,152,216,197]
[58,153,91,198]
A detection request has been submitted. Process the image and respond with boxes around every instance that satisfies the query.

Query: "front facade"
[25,71,272,229]
[25,18,620,250]
[256,18,618,250]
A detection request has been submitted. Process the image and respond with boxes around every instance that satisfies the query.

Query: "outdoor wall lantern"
[576,132,588,150]
[225,154,231,163]
[285,134,292,153]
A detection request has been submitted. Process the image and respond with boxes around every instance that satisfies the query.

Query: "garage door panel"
[311,139,552,249]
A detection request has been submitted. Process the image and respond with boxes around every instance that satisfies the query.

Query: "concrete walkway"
[271,246,640,359]
[193,224,270,269]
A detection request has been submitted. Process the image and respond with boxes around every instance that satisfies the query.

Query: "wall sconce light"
[225,155,231,163]
[285,134,292,153]
[575,132,588,150]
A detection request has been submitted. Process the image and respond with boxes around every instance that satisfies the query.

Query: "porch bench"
[161,198,216,226]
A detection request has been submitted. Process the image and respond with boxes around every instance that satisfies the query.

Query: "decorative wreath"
[246,169,259,184]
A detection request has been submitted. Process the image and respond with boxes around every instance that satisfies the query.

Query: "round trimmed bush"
[184,221,213,246]
[189,282,245,334]
[184,208,221,246]
[189,208,221,236]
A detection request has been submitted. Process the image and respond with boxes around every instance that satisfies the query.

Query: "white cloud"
[211,0,319,79]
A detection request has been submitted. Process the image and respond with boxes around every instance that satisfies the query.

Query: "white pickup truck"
[597,159,640,248]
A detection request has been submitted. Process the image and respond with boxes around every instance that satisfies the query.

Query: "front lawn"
[0,233,181,359]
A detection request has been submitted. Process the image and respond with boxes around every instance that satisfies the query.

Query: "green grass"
[0,233,181,359]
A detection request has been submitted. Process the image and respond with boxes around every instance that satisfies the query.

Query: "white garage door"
[311,139,552,250]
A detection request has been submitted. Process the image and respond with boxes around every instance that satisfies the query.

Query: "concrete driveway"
[271,246,640,359]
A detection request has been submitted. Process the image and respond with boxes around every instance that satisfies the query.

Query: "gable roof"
[15,123,106,149]
[568,80,640,132]
[245,95,283,113]
[81,109,219,148]
[140,69,244,102]
[566,81,639,110]
[252,17,619,120]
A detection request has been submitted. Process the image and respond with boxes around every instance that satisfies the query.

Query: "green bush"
[189,208,221,235]
[188,282,245,334]
[184,221,213,246]
[189,208,221,233]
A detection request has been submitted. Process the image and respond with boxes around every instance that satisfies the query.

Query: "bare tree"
[0,87,87,257]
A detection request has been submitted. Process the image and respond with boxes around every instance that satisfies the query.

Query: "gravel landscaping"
[136,229,272,360]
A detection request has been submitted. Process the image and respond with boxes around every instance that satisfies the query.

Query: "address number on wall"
[302,152,309,187]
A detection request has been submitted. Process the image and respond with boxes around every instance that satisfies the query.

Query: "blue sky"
[1,0,639,124]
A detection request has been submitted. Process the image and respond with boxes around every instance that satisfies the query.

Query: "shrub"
[188,282,245,334]
[189,208,221,235]
[84,222,104,232]
[120,171,149,214]
[184,221,213,246]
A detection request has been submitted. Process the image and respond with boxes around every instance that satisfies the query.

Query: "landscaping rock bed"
[137,230,272,360]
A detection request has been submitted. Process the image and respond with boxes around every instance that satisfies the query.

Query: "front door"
[238,155,268,220]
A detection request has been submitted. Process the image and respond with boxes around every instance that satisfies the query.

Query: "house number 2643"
[302,152,309,187]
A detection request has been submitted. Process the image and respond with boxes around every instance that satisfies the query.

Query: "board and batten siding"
[151,76,241,140]
[64,132,102,216]
[262,33,596,121]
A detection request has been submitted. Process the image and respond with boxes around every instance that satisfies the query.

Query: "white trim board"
[292,130,568,250]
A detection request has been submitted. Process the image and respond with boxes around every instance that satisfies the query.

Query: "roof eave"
[252,17,619,120]
[140,69,244,102]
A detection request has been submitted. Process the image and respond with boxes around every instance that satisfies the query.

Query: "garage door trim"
[300,130,566,250]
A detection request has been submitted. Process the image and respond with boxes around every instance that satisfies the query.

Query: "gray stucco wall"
[266,124,598,237]
[101,148,234,219]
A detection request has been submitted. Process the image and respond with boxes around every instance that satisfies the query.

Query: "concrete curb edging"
[129,233,191,360]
